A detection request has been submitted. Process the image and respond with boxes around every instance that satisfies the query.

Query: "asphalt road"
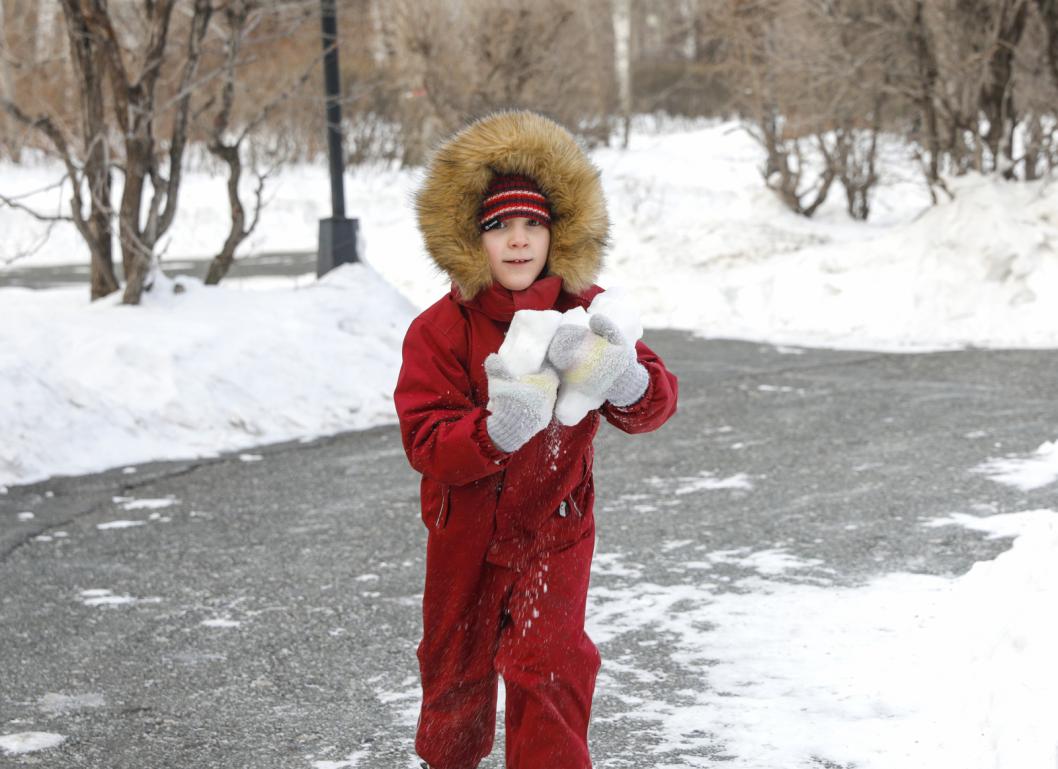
[2,332,1056,768]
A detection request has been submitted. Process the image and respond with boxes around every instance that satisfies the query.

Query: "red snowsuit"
[394,275,678,769]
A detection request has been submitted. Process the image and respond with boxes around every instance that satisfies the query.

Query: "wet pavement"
[2,331,1056,768]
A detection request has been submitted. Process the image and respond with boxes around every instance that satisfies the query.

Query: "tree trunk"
[0,0,17,160]
[981,0,1028,177]
[1039,0,1058,88]
[911,0,942,189]
[612,0,632,148]
[61,0,118,299]
[204,145,246,285]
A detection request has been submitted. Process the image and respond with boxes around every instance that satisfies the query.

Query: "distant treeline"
[1,1,1055,301]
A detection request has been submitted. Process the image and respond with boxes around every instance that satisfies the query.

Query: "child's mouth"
[505,259,532,265]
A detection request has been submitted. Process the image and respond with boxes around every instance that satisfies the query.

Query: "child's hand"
[547,314,649,419]
[484,353,559,453]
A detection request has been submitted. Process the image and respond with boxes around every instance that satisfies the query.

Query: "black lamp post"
[317,0,358,276]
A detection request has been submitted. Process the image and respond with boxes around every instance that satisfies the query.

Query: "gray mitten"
[547,314,648,414]
[484,353,559,453]
[592,315,649,407]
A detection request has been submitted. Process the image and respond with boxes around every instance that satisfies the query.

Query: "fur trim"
[416,110,610,300]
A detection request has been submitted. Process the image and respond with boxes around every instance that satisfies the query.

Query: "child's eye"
[526,218,541,227]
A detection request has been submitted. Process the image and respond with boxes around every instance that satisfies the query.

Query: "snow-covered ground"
[585,509,1058,769]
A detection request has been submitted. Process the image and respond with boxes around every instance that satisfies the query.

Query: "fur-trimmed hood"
[416,110,610,300]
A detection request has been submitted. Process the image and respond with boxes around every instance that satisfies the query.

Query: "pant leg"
[417,525,515,769]
[496,528,601,769]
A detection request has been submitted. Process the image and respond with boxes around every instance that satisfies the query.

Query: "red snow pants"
[416,519,600,769]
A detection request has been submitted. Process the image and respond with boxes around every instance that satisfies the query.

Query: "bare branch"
[0,191,75,223]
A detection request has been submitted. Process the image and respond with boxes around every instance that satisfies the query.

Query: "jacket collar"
[456,275,563,323]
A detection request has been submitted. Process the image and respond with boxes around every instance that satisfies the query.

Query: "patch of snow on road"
[38,693,104,715]
[78,589,161,608]
[239,453,263,462]
[586,510,1058,769]
[706,547,826,576]
[96,520,146,530]
[673,472,753,494]
[0,732,66,754]
[974,439,1058,491]
[201,618,241,628]
[311,749,368,769]
[373,674,421,727]
[17,511,33,520]
[120,496,178,510]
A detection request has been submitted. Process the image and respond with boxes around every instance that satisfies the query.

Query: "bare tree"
[2,0,121,297]
[2,0,213,302]
[201,0,319,285]
[380,0,612,165]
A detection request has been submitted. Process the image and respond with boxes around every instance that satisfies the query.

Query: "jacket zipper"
[435,488,448,528]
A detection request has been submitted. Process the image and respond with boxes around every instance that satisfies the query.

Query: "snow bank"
[0,262,415,486]
[588,509,1058,769]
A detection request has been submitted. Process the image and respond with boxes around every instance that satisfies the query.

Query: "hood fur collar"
[416,110,610,300]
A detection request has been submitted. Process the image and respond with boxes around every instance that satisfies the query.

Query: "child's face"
[482,217,550,291]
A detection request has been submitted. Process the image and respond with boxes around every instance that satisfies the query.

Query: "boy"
[394,110,678,769]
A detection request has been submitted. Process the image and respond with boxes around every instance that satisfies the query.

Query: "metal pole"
[317,0,358,275]
[321,0,345,219]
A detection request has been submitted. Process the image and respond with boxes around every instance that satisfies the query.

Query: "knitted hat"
[479,173,552,231]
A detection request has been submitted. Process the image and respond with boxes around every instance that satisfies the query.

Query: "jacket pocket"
[570,453,593,519]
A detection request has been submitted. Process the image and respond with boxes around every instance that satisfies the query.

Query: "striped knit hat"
[479,173,552,231]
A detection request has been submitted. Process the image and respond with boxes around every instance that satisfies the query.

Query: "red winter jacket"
[394,274,678,567]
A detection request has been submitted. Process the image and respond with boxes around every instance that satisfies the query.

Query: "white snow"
[96,520,146,530]
[705,546,825,576]
[17,511,33,521]
[78,589,161,607]
[201,618,241,628]
[119,497,177,510]
[587,509,1058,769]
[497,309,562,377]
[311,751,368,769]
[38,692,104,715]
[975,439,1058,491]
[673,472,754,494]
[0,732,66,755]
